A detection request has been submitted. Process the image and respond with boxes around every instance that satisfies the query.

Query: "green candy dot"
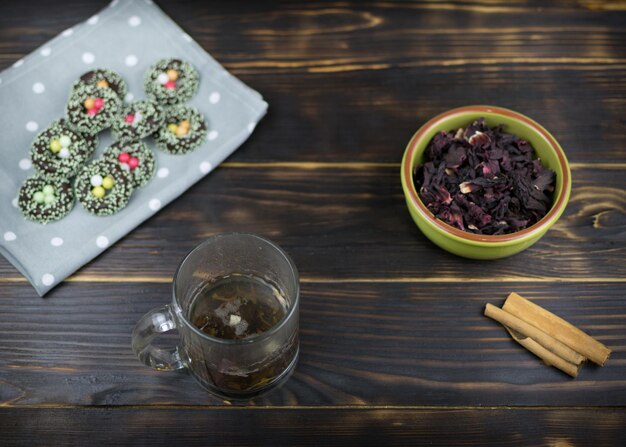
[59,135,71,148]
[43,185,55,195]
[33,191,45,203]
[44,194,56,205]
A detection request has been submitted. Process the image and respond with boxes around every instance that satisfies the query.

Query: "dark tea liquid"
[190,274,289,340]
[186,274,297,395]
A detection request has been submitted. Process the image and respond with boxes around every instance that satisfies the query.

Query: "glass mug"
[132,233,300,399]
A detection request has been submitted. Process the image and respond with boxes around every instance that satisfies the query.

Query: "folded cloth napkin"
[0,0,267,296]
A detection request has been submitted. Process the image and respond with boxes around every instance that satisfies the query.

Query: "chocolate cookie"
[18,176,75,224]
[153,105,207,155]
[111,100,165,143]
[75,159,133,216]
[102,140,156,188]
[144,58,199,106]
[72,69,127,100]
[30,119,98,180]
[65,83,122,135]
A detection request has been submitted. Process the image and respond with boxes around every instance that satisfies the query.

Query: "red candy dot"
[87,108,97,116]
[164,80,176,90]
[94,98,104,109]
[124,114,135,123]
[128,157,139,169]
[118,152,130,163]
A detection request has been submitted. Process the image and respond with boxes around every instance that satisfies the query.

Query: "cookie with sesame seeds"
[102,140,156,188]
[75,159,134,216]
[144,58,199,106]
[72,68,127,100]
[18,176,75,224]
[153,105,207,155]
[65,83,122,135]
[111,100,165,143]
[30,119,97,180]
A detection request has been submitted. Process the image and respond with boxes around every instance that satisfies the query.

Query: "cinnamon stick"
[484,304,585,366]
[505,327,581,378]
[503,292,611,366]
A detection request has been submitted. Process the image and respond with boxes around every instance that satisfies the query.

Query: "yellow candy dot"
[102,176,115,190]
[91,186,105,198]
[84,97,95,110]
[96,79,109,88]
[168,123,179,134]
[176,126,189,137]
[50,139,62,153]
[179,120,190,129]
[167,69,179,81]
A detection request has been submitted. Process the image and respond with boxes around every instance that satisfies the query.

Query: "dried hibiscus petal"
[413,118,556,235]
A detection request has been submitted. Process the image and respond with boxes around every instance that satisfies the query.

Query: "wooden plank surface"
[0,408,626,447]
[1,407,625,447]
[1,165,623,281]
[0,0,625,444]
[0,1,625,163]
[1,281,624,406]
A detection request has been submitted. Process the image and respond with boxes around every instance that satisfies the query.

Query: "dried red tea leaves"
[413,118,556,235]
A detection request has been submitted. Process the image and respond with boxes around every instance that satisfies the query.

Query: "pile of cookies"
[18,58,208,224]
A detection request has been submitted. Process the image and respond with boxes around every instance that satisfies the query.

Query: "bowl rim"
[401,105,571,244]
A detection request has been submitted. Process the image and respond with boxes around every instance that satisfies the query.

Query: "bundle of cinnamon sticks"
[485,292,611,377]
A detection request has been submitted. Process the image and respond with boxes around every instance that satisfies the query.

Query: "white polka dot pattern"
[125,55,138,67]
[41,274,55,286]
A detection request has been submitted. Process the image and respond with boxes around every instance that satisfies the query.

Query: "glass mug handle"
[131,305,185,371]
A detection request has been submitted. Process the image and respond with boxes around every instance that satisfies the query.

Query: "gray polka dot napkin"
[0,0,268,296]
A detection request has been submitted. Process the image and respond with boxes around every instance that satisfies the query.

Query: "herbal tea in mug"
[190,274,288,340]
[132,234,299,398]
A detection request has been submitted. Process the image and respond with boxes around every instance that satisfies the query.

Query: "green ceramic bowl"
[401,105,571,260]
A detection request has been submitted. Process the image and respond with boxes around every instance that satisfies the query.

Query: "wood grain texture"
[1,165,623,282]
[1,407,626,447]
[1,281,624,406]
[0,1,624,163]
[0,0,625,444]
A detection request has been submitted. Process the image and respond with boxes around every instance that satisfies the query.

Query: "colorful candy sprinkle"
[117,151,139,170]
[91,186,105,198]
[59,135,71,147]
[96,79,109,88]
[168,119,191,137]
[124,114,135,124]
[85,96,104,115]
[90,175,103,187]
[50,139,62,153]
[164,80,176,90]
[128,157,139,169]
[58,147,70,159]
[33,185,56,205]
[157,73,169,85]
[167,69,179,81]
[102,176,115,189]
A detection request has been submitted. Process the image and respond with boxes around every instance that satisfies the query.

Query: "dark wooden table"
[1,1,625,445]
